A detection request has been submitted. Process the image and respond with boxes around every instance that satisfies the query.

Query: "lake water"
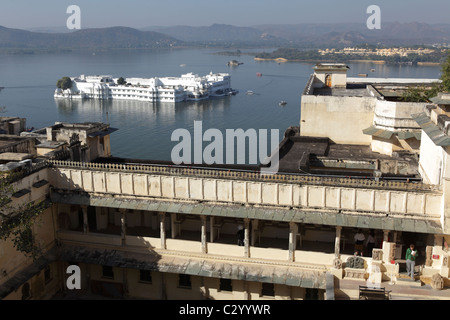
[0,48,442,161]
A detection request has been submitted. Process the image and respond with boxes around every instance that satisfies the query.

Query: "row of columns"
[79,206,399,264]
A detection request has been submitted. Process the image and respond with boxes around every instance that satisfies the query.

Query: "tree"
[117,77,126,85]
[0,172,49,261]
[401,86,434,102]
[56,77,72,90]
[440,50,450,92]
[401,50,450,102]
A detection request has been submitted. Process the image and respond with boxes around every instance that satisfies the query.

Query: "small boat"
[256,72,262,77]
[279,101,287,106]
[246,90,254,95]
[180,64,186,67]
[228,60,243,67]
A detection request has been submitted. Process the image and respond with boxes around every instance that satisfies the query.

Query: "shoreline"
[254,57,442,66]
[254,57,289,62]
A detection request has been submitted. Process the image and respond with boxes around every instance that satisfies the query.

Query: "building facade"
[2,70,450,300]
[54,73,235,103]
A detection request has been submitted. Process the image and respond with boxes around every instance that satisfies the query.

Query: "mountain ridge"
[2,22,450,52]
[0,25,182,50]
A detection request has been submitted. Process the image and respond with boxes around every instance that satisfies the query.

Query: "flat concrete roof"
[347,77,440,85]
[36,141,67,149]
[0,152,33,161]
[277,128,419,177]
[313,85,372,97]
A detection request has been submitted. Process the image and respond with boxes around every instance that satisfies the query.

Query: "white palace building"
[54,72,236,103]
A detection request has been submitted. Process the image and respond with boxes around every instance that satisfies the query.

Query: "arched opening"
[325,74,332,88]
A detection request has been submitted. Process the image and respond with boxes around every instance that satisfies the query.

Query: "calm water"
[0,49,442,160]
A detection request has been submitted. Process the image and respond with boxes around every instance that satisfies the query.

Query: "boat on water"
[279,101,287,106]
[246,90,254,95]
[227,60,243,67]
[54,72,236,103]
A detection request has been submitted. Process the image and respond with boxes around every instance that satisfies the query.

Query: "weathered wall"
[300,95,375,145]
[374,100,425,130]
[418,131,444,185]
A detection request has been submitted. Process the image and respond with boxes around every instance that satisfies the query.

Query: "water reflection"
[54,96,232,160]
[55,96,231,121]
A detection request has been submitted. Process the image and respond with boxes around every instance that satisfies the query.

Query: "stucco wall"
[300,95,375,145]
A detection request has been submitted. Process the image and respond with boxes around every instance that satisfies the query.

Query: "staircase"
[395,273,423,287]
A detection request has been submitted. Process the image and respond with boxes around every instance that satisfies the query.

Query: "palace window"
[219,279,232,292]
[21,283,31,300]
[102,266,114,279]
[178,274,192,289]
[139,270,152,284]
[261,283,275,297]
[305,288,319,300]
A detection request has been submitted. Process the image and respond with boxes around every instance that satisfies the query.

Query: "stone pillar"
[210,216,215,243]
[201,216,207,254]
[81,206,88,234]
[331,226,343,279]
[383,230,389,242]
[244,218,250,258]
[334,226,342,259]
[200,277,210,299]
[289,222,298,262]
[171,213,177,239]
[251,220,259,246]
[243,282,250,300]
[382,230,394,263]
[393,231,398,244]
[159,212,166,249]
[119,208,127,246]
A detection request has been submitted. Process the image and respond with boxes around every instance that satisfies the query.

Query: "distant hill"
[252,22,450,47]
[0,26,182,51]
[2,22,450,53]
[141,22,450,48]
[147,24,289,46]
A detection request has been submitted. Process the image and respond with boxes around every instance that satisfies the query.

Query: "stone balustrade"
[48,160,442,219]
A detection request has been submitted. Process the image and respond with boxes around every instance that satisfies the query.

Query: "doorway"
[325,74,332,88]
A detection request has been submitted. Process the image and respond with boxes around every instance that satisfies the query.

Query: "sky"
[1,0,449,30]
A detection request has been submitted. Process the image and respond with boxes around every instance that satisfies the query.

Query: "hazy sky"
[1,0,449,29]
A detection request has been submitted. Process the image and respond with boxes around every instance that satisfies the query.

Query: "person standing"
[365,230,376,257]
[406,244,418,280]
[237,225,245,246]
[354,229,365,256]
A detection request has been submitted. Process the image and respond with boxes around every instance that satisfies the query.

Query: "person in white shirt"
[354,229,365,256]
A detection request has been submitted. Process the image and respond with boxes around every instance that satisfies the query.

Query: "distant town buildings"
[318,47,438,57]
